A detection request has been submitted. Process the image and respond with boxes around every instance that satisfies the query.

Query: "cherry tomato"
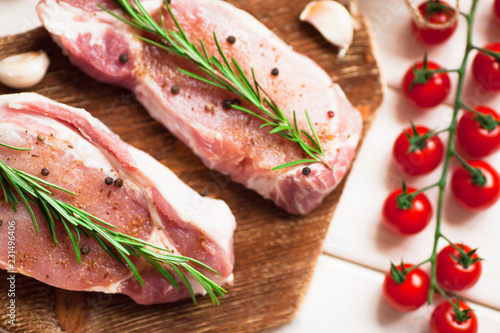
[472,43,500,92]
[451,160,500,210]
[382,263,430,312]
[436,244,482,291]
[495,0,500,24]
[402,60,451,108]
[393,125,444,175]
[457,106,500,157]
[430,300,478,333]
[383,187,433,235]
[412,1,457,45]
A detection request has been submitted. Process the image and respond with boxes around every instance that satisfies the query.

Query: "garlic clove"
[300,1,354,58]
[0,50,50,89]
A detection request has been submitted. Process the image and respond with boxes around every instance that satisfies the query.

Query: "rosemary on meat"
[0,141,225,305]
[101,0,331,170]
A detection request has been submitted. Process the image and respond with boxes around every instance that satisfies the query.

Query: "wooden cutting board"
[0,1,382,332]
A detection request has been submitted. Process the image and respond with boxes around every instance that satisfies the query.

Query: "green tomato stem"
[409,182,441,197]
[409,0,481,306]
[472,45,500,61]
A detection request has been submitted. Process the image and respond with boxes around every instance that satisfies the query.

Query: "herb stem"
[102,0,330,170]
[419,0,480,305]
[0,140,226,304]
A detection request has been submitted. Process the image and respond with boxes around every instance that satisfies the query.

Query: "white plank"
[0,0,40,37]
[275,255,500,333]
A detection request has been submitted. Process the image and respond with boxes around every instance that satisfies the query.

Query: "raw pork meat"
[0,93,235,305]
[37,0,363,215]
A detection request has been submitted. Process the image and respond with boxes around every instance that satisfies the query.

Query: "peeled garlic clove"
[0,50,50,89]
[300,1,354,57]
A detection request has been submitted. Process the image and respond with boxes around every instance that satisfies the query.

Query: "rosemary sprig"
[0,143,225,305]
[100,0,331,170]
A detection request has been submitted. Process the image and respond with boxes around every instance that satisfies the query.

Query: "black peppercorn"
[227,35,236,44]
[114,178,124,188]
[119,54,128,63]
[232,98,241,106]
[0,220,3,227]
[223,99,232,109]
[302,167,311,176]
[271,68,279,76]
[171,85,180,95]
[41,168,49,176]
[80,245,91,255]
[105,177,113,185]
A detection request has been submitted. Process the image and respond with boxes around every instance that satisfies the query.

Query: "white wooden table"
[2,1,500,332]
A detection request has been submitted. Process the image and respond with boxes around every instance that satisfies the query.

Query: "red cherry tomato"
[412,1,457,45]
[383,187,433,235]
[393,125,444,175]
[430,300,478,333]
[402,60,451,108]
[451,160,500,210]
[495,0,500,24]
[472,43,500,92]
[436,244,482,291]
[457,106,500,157]
[383,263,430,312]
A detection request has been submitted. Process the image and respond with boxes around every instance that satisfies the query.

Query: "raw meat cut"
[0,93,235,305]
[37,0,363,215]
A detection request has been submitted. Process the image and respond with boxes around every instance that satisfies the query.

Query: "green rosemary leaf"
[178,69,227,90]
[200,39,211,63]
[12,181,39,232]
[0,161,36,196]
[305,111,324,155]
[270,125,292,134]
[106,0,329,170]
[297,139,322,161]
[133,35,178,55]
[169,263,196,303]
[91,232,125,265]
[272,159,317,171]
[232,105,273,124]
[120,251,144,286]
[232,58,256,95]
[301,130,322,155]
[0,173,18,209]
[163,0,189,41]
[60,216,82,264]
[251,69,261,101]
[36,195,58,244]
[0,142,31,151]
[133,0,158,29]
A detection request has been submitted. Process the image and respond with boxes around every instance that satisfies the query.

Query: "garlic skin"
[300,1,354,58]
[0,51,50,89]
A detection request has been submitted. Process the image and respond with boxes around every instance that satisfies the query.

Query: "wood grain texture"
[0,1,382,332]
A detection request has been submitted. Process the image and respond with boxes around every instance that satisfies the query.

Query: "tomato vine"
[383,0,500,330]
